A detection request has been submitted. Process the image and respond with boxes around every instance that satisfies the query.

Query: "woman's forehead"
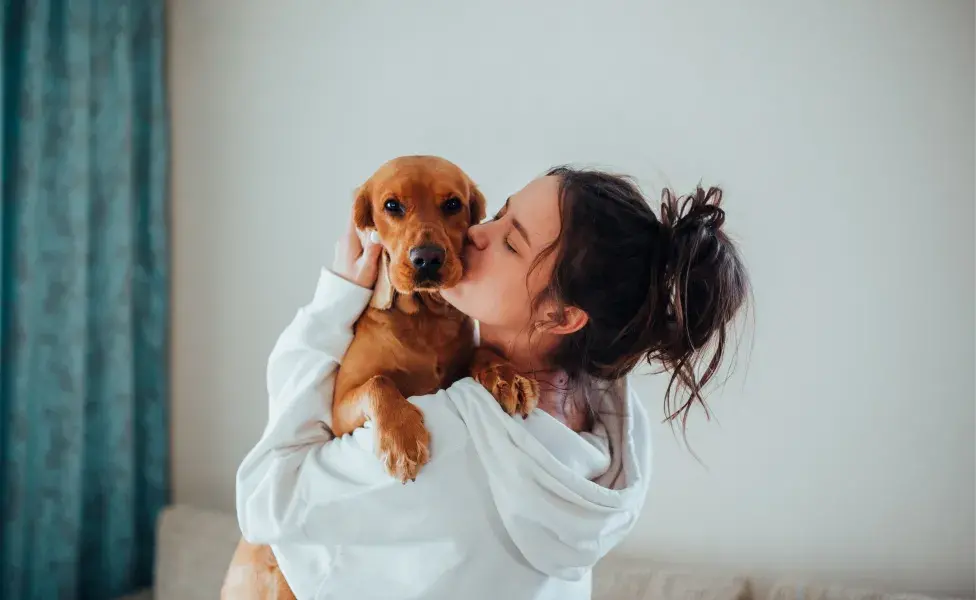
[510,176,562,247]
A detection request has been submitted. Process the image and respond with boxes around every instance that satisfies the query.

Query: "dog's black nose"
[409,244,445,272]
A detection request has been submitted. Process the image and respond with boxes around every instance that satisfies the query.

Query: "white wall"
[168,1,975,595]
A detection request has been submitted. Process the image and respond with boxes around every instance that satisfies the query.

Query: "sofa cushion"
[592,557,751,600]
[766,581,970,600]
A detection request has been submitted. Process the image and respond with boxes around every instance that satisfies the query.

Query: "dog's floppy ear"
[468,182,486,225]
[353,182,374,229]
[369,251,396,311]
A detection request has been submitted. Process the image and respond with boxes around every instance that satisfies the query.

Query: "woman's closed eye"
[504,236,518,254]
[489,208,518,254]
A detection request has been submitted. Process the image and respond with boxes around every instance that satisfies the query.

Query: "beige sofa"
[119,504,969,600]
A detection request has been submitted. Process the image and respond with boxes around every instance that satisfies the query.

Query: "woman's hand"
[332,213,382,289]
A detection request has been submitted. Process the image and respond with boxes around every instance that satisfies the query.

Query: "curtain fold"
[0,0,169,598]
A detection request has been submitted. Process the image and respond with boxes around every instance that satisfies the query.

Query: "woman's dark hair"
[531,166,750,429]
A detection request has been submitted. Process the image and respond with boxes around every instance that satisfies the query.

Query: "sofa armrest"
[152,505,243,600]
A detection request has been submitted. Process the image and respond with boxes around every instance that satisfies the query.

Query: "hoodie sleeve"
[235,267,402,545]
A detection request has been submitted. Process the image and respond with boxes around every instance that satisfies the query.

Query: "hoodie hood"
[447,376,652,580]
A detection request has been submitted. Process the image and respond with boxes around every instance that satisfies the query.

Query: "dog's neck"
[389,290,456,316]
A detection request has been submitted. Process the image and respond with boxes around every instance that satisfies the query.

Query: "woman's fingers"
[356,238,383,285]
[360,236,382,264]
[331,210,383,288]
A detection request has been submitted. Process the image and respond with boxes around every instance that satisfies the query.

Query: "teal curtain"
[0,1,169,599]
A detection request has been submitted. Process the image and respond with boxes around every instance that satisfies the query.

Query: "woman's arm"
[236,266,395,544]
[235,218,405,545]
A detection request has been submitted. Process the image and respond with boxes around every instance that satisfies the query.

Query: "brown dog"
[330,155,484,481]
[221,156,539,599]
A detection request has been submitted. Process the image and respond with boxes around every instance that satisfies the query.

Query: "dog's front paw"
[471,349,540,419]
[373,400,430,483]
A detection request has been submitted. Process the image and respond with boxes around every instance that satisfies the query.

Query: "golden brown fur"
[331,155,486,481]
[221,156,539,600]
[221,540,295,600]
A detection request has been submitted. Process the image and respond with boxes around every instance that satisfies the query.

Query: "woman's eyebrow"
[503,197,531,248]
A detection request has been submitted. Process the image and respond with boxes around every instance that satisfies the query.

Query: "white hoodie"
[235,268,653,600]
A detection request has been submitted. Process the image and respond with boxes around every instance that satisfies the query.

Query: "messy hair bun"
[534,167,750,428]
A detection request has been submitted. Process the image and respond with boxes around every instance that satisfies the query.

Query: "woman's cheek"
[499,279,527,323]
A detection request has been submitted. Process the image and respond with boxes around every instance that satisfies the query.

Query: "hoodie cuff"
[306,268,373,331]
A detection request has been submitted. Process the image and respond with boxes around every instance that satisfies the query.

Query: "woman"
[235,167,750,599]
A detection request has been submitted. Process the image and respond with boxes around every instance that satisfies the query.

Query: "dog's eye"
[442,197,462,215]
[383,199,404,215]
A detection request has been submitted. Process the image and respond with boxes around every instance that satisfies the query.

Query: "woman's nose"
[466,222,490,250]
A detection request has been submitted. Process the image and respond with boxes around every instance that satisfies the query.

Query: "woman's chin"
[439,285,461,306]
[439,285,471,315]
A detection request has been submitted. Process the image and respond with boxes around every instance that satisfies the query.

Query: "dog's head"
[353,155,486,305]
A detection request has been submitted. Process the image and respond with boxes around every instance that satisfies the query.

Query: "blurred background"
[1,1,973,599]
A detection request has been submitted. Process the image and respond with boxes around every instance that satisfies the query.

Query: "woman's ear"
[539,305,589,336]
[468,182,486,225]
[353,182,374,229]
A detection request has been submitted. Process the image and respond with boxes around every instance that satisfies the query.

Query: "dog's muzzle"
[409,244,445,284]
